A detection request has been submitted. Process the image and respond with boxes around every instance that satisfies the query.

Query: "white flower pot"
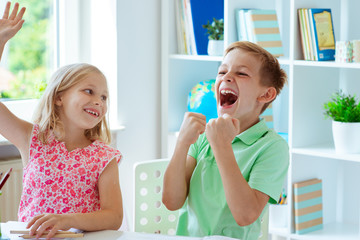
[207,40,224,56]
[332,121,360,154]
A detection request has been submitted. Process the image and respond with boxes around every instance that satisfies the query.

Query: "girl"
[0,2,123,239]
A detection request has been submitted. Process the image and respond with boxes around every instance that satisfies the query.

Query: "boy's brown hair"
[224,41,287,113]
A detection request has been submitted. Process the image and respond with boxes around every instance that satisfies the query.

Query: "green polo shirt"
[176,119,289,240]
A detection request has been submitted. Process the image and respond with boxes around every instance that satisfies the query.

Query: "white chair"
[133,158,269,239]
[133,159,178,235]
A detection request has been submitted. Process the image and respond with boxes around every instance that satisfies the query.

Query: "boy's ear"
[257,87,277,103]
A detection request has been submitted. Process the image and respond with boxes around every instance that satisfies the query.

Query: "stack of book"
[235,9,284,57]
[298,8,336,61]
[175,0,223,55]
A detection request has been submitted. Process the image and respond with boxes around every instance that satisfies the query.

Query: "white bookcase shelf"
[293,144,360,163]
[289,223,359,240]
[294,60,360,69]
[161,0,360,239]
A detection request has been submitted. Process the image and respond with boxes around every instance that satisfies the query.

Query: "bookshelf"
[161,0,360,239]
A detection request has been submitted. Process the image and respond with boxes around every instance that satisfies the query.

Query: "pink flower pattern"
[18,125,122,222]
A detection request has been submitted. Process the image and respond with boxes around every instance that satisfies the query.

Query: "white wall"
[115,0,162,229]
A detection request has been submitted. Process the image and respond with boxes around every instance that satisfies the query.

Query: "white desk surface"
[1,222,237,240]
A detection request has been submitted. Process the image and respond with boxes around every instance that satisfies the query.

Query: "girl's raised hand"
[0,1,25,45]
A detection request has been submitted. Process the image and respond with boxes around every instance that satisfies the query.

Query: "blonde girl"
[0,2,123,239]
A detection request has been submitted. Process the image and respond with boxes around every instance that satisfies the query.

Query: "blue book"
[189,0,224,55]
[309,8,335,61]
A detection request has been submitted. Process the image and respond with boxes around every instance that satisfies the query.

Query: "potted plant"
[202,18,224,56]
[324,90,360,154]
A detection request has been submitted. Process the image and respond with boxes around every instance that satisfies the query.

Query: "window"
[0,0,56,100]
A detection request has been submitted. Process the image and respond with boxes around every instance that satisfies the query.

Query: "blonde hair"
[33,63,111,144]
[224,41,287,112]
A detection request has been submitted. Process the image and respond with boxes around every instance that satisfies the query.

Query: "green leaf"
[202,18,224,40]
[323,90,360,122]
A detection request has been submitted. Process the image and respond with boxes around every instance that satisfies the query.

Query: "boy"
[162,41,289,240]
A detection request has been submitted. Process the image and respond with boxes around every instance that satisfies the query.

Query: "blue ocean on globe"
[187,79,218,122]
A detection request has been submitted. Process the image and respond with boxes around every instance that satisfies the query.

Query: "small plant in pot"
[324,91,360,154]
[202,18,224,56]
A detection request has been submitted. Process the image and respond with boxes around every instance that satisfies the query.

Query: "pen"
[0,168,12,190]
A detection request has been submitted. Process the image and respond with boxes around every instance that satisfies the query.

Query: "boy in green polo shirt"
[162,41,289,240]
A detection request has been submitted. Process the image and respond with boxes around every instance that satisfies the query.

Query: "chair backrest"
[133,159,178,235]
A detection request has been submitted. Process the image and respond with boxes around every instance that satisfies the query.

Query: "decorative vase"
[332,121,360,154]
[207,40,224,56]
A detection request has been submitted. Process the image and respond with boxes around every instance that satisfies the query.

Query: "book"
[185,0,198,55]
[188,0,224,55]
[309,8,335,61]
[298,9,309,60]
[293,178,323,234]
[303,9,315,60]
[308,9,318,60]
[244,9,284,57]
[175,0,223,55]
[175,0,187,54]
[235,9,252,41]
[298,8,336,61]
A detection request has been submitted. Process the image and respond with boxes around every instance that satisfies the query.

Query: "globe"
[187,79,218,122]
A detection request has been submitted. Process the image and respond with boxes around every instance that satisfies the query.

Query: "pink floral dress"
[18,125,122,222]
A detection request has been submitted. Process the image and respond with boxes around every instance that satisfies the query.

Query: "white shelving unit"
[161,0,360,239]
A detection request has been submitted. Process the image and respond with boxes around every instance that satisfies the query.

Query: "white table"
[1,222,236,240]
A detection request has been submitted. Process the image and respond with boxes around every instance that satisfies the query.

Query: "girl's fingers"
[2,1,11,19]
[13,7,25,23]
[8,2,19,20]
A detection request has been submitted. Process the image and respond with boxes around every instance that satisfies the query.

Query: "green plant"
[202,18,224,40]
[324,91,360,122]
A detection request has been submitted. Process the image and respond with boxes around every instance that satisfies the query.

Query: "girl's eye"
[84,89,93,94]
[101,95,107,101]
[218,71,226,75]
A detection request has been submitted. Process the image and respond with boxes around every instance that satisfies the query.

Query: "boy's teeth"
[221,89,236,95]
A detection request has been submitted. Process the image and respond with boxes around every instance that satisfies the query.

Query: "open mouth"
[84,109,99,117]
[220,89,238,107]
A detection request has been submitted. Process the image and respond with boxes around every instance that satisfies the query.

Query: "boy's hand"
[177,112,206,146]
[206,114,240,147]
[0,2,26,46]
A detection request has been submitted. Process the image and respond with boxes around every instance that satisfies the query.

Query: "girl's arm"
[27,158,123,239]
[0,102,33,161]
[162,112,204,210]
[0,2,31,162]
